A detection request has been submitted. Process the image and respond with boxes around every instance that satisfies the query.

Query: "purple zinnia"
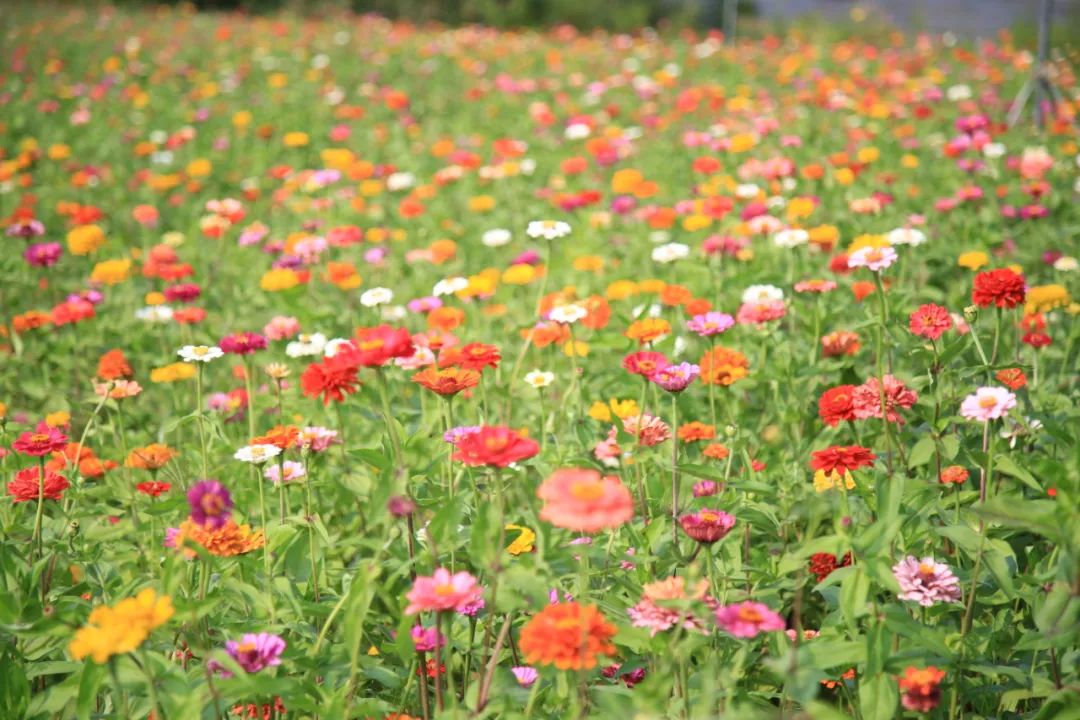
[650,362,700,393]
[219,332,268,355]
[687,312,735,337]
[892,556,962,606]
[213,633,286,676]
[187,480,233,529]
[511,666,539,687]
[410,625,444,652]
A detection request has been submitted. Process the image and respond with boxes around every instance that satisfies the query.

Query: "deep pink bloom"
[714,601,785,638]
[12,422,68,457]
[405,568,484,615]
[187,480,233,529]
[219,332,268,355]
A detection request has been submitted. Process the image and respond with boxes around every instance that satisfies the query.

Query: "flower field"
[1,5,1079,719]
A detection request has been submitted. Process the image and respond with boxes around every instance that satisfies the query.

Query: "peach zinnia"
[537,468,634,533]
[519,602,617,670]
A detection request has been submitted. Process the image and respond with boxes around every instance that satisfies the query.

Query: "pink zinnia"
[263,316,301,341]
[736,300,787,325]
[892,556,961,606]
[405,568,484,615]
[847,245,898,272]
[959,387,1016,422]
[627,577,712,636]
[852,375,918,424]
[714,601,785,638]
[622,413,671,447]
[12,422,68,457]
[687,312,735,337]
[908,304,953,340]
[622,351,669,377]
[650,362,699,393]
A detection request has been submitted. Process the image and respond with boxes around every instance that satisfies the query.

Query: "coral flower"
[892,556,962,606]
[821,331,861,357]
[898,667,946,712]
[908,304,953,340]
[7,467,69,502]
[810,445,876,475]
[405,568,484,615]
[994,368,1027,391]
[678,422,716,442]
[347,325,415,367]
[13,422,69,456]
[939,466,969,485]
[126,444,178,470]
[537,468,634,532]
[960,387,1016,421]
[678,509,736,544]
[452,425,539,467]
[96,349,133,380]
[972,268,1026,309]
[622,351,669,377]
[519,602,617,670]
[412,366,481,396]
[165,519,264,558]
[438,342,501,371]
[628,576,712,636]
[625,318,671,344]
[622,413,672,447]
[714,601,785,638]
[852,375,918,424]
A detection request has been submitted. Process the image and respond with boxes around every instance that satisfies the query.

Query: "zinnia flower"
[627,577,712,636]
[69,589,174,663]
[678,509,735,544]
[650,362,699,393]
[405,568,484,615]
[852,375,918,424]
[622,413,671,447]
[892,556,962,606]
[7,466,69,502]
[847,245,898,272]
[972,268,1026,309]
[959,387,1016,422]
[898,666,946,712]
[818,385,857,426]
[687,312,735,337]
[537,468,634,532]
[908,304,953,340]
[301,355,361,404]
[452,425,539,467]
[212,633,286,676]
[13,422,68,456]
[622,351,669,377]
[714,601,785,638]
[412,366,480,396]
[219,332,268,355]
[519,602,616,670]
[187,480,233,529]
[810,446,876,475]
[939,466,969,485]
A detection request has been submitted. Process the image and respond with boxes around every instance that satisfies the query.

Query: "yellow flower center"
[979,396,998,409]
[570,480,604,501]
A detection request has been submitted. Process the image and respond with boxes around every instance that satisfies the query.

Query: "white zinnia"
[360,287,393,307]
[234,444,282,464]
[526,220,571,240]
[482,229,512,247]
[741,284,784,304]
[549,304,588,325]
[524,370,555,389]
[772,229,808,248]
[433,277,469,296]
[652,242,690,264]
[177,345,224,363]
[286,333,327,358]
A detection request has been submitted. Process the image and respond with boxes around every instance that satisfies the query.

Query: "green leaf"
[908,437,936,468]
[858,672,899,720]
[76,662,105,720]
[840,568,870,630]
[994,455,1042,492]
[0,647,30,720]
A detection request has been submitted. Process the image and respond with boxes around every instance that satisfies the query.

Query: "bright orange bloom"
[427,306,466,332]
[678,422,716,442]
[625,318,671,344]
[412,367,480,396]
[125,444,178,471]
[703,443,730,460]
[167,518,265,559]
[96,349,133,380]
[251,425,300,450]
[438,342,500,371]
[699,347,749,386]
[521,322,570,348]
[520,602,617,670]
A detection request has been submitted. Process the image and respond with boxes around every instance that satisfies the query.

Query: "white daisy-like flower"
[549,304,588,325]
[360,287,393,307]
[1053,256,1078,272]
[386,172,415,192]
[651,242,690,264]
[177,345,224,363]
[519,158,537,176]
[323,338,353,357]
[285,333,327,358]
[135,305,174,323]
[887,228,927,246]
[735,183,760,200]
[433,277,469,296]
[526,220,571,240]
[772,229,808,248]
[381,305,407,321]
[946,84,971,101]
[482,229,512,248]
[524,370,555,389]
[741,284,784,304]
[234,444,282,464]
[983,142,1006,159]
[564,123,591,140]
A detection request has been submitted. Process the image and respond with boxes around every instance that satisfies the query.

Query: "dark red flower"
[972,268,1026,309]
[219,332,268,355]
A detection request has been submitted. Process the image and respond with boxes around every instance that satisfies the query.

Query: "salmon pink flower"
[714,601,785,638]
[537,468,634,532]
[909,304,953,340]
[405,568,484,615]
[7,467,69,502]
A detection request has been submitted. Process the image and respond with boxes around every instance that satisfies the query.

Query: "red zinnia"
[995,368,1027,390]
[971,268,1026,309]
[438,342,501,372]
[8,466,70,502]
[300,356,361,404]
[908,304,952,340]
[622,351,669,377]
[818,385,857,427]
[452,425,539,467]
[810,445,877,475]
[347,325,415,367]
[808,552,852,582]
[12,421,69,456]
[136,481,172,497]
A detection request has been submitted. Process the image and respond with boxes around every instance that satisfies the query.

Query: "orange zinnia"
[625,318,671,344]
[678,422,716,442]
[168,518,265,559]
[520,602,617,670]
[412,367,480,396]
[699,347,749,386]
[126,444,178,471]
[252,425,300,450]
[97,349,133,380]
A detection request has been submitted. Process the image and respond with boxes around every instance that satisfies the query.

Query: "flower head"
[234,444,282,464]
[908,304,952,340]
[898,666,946,712]
[537,468,634,533]
[960,387,1016,422]
[13,422,68,457]
[847,245,898,272]
[714,601,785,638]
[213,633,286,676]
[650,362,699,393]
[7,466,69,502]
[519,602,616,670]
[405,568,484,615]
[627,577,712,636]
[892,556,962,606]
[69,589,174,663]
[219,332,267,355]
[972,268,1026,309]
[452,425,539,467]
[178,345,224,363]
[678,509,735,544]
[687,312,735,337]
[187,480,233,529]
